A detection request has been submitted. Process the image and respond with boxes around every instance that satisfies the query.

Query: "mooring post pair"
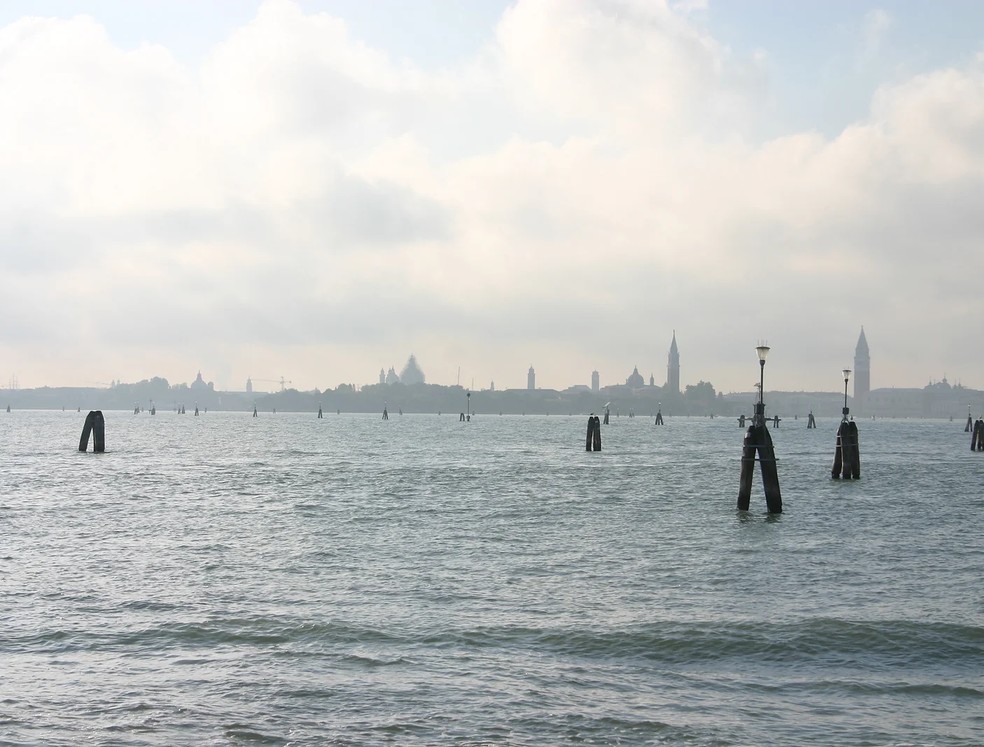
[737,345,782,513]
[585,414,601,451]
[972,419,984,451]
[78,410,105,453]
[831,369,861,479]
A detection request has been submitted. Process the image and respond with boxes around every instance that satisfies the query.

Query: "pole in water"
[78,410,105,453]
[585,414,602,451]
[317,406,323,418]
[655,403,664,425]
[253,405,258,418]
[807,411,816,429]
[736,344,782,513]
[966,407,973,432]
[603,406,610,425]
[831,369,861,479]
[382,405,389,420]
[972,419,984,451]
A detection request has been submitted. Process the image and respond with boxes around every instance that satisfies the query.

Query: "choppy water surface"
[1,410,982,745]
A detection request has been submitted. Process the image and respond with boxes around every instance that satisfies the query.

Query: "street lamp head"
[756,344,770,363]
[843,368,851,382]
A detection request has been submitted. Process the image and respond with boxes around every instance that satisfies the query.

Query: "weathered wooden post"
[603,405,610,425]
[382,405,389,420]
[78,410,105,453]
[252,405,258,418]
[317,406,323,418]
[965,407,973,433]
[807,411,816,429]
[972,419,984,451]
[831,369,861,479]
[736,344,781,513]
[585,414,602,451]
[737,414,746,428]
[655,403,664,425]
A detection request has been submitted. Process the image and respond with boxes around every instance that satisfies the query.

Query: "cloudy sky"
[2,0,983,394]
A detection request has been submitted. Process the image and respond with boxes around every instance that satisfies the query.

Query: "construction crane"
[254,377,292,392]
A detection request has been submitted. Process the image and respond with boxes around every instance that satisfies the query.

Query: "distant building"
[626,366,645,388]
[649,373,655,387]
[191,371,213,392]
[379,368,386,385]
[400,354,425,385]
[591,370,600,392]
[666,331,680,394]
[385,366,400,384]
[527,366,536,391]
[246,377,253,394]
[854,327,870,407]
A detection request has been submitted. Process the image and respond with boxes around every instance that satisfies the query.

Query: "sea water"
[1,410,982,745]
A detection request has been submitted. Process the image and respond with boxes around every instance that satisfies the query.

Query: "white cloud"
[0,0,983,392]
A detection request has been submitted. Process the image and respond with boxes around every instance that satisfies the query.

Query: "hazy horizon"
[2,1,983,393]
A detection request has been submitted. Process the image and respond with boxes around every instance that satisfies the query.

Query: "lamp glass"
[756,345,770,362]
[843,368,851,381]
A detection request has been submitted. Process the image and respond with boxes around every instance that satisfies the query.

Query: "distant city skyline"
[3,326,977,397]
[2,2,983,393]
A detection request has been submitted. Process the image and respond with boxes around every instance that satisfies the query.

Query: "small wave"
[419,618,984,670]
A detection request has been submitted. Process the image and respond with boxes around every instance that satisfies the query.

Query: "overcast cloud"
[1,0,983,393]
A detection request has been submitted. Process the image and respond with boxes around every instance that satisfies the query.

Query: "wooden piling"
[807,411,816,429]
[603,407,610,425]
[972,419,984,451]
[965,414,973,432]
[78,410,105,453]
[758,425,783,513]
[737,426,756,510]
[585,415,601,451]
[736,423,782,513]
[655,409,664,425]
[832,420,861,479]
[317,406,323,418]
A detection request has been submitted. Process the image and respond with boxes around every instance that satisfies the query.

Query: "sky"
[1,1,983,394]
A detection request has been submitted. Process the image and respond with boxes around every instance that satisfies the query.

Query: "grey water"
[1,410,982,746]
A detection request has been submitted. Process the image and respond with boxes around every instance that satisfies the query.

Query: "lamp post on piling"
[832,367,860,479]
[466,391,471,420]
[841,369,851,421]
[737,343,782,513]
[754,344,770,426]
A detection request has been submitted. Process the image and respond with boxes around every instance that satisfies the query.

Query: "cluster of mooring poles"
[655,403,664,425]
[737,345,782,514]
[965,407,973,432]
[831,368,861,479]
[585,413,602,451]
[78,410,105,453]
[971,415,984,451]
[459,391,471,422]
[807,410,816,428]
